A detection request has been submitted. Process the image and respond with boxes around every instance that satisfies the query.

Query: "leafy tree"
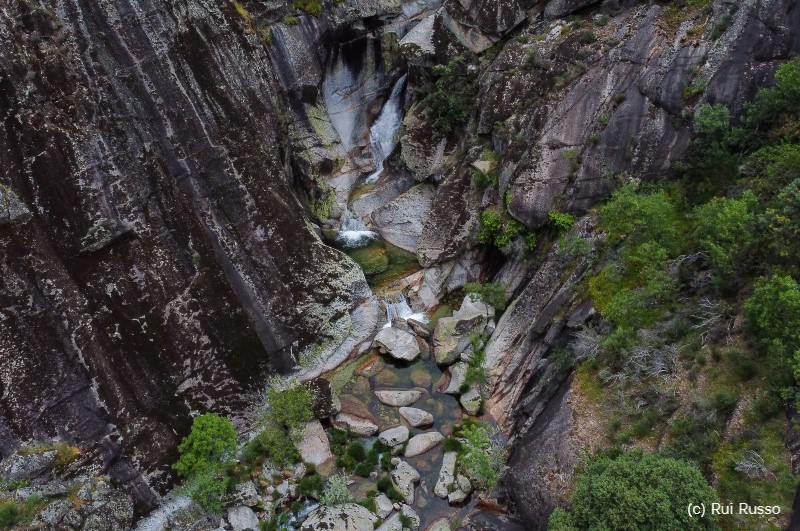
[265,383,313,433]
[549,451,718,530]
[589,242,677,329]
[174,413,237,478]
[598,184,681,253]
[548,210,575,232]
[745,275,800,358]
[420,57,474,133]
[761,179,800,266]
[692,192,756,276]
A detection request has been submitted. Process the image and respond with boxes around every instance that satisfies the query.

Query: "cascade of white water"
[336,207,378,248]
[365,75,407,184]
[382,292,428,328]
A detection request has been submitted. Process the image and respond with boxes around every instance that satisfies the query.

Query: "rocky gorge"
[2,0,800,529]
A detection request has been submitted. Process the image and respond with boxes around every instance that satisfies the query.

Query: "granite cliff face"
[1,0,799,526]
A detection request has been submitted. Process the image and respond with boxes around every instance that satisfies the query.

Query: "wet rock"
[305,378,336,419]
[375,389,424,407]
[227,506,259,531]
[460,388,483,415]
[0,450,56,482]
[391,316,414,333]
[379,426,411,447]
[340,394,377,422]
[447,487,469,504]
[443,362,468,395]
[426,517,451,531]
[373,327,421,361]
[404,432,445,457]
[399,407,434,428]
[297,420,334,466]
[333,413,379,436]
[230,481,259,506]
[457,474,472,494]
[407,319,432,338]
[390,459,420,504]
[434,451,458,499]
[433,296,494,364]
[410,367,433,387]
[375,493,394,518]
[371,184,436,253]
[376,504,420,531]
[301,503,378,531]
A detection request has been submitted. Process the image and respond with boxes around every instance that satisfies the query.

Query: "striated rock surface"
[300,503,379,531]
[371,183,436,253]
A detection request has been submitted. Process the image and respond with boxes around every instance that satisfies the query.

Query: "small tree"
[420,57,474,133]
[549,451,718,530]
[174,413,237,478]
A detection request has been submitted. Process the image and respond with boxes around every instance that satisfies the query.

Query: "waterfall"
[382,292,428,328]
[336,208,378,248]
[365,75,407,184]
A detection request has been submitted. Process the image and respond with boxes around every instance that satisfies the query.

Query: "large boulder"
[296,420,334,466]
[0,450,57,482]
[371,184,436,253]
[373,327,421,361]
[443,362,468,395]
[390,459,420,504]
[399,406,434,428]
[379,426,410,447]
[333,413,379,436]
[433,295,494,364]
[300,503,379,531]
[404,431,445,457]
[434,451,458,499]
[227,506,259,531]
[374,389,423,407]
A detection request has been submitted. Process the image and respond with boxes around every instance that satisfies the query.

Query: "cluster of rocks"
[434,295,495,415]
[0,443,134,530]
[433,452,474,505]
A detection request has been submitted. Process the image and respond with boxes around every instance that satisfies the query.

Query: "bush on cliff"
[548,450,718,530]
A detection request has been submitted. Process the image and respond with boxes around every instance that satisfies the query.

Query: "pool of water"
[327,348,482,529]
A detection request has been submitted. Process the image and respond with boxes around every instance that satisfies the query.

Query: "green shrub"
[463,282,508,311]
[290,0,322,16]
[548,210,575,232]
[0,502,20,529]
[298,473,324,497]
[420,57,474,133]
[321,474,352,506]
[746,275,800,358]
[458,421,505,490]
[598,184,681,252]
[549,450,718,530]
[181,466,230,513]
[174,413,237,478]
[692,192,756,276]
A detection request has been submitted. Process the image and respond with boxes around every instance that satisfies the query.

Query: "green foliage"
[692,192,756,276]
[398,514,414,527]
[457,420,505,490]
[548,210,575,232]
[761,178,800,264]
[0,502,20,529]
[420,57,474,133]
[590,241,677,329]
[181,466,230,513]
[550,451,718,531]
[683,78,708,100]
[463,282,508,311]
[464,335,487,387]
[321,473,352,506]
[298,473,324,498]
[477,209,524,250]
[597,184,681,252]
[174,413,237,478]
[556,235,592,261]
[377,475,404,502]
[746,275,800,366]
[291,0,322,16]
